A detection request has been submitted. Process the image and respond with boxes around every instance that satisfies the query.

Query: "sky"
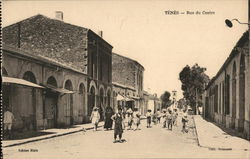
[2,0,248,99]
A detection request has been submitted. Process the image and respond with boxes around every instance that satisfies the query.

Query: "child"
[132,108,141,131]
[172,109,178,126]
[162,110,167,128]
[126,108,133,130]
[90,107,100,131]
[182,111,189,133]
[146,109,152,128]
[166,110,173,130]
[156,109,161,123]
[112,108,125,143]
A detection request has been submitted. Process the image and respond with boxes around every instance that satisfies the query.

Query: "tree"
[179,64,210,114]
[160,91,171,109]
[177,98,187,110]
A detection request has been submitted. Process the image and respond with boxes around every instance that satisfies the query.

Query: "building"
[203,31,249,140]
[2,13,113,130]
[112,53,145,114]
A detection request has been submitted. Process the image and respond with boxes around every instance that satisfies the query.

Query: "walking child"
[126,108,133,130]
[90,107,100,131]
[181,110,189,133]
[111,108,125,143]
[166,110,173,130]
[146,109,152,128]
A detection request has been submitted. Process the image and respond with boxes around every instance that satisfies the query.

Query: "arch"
[79,83,86,123]
[64,80,73,91]
[89,80,97,95]
[232,62,237,127]
[45,76,58,128]
[64,79,73,125]
[238,54,245,132]
[106,88,112,107]
[88,85,96,116]
[2,67,8,76]
[47,76,58,87]
[79,83,85,94]
[23,71,37,83]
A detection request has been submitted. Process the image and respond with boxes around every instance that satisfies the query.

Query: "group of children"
[90,106,189,143]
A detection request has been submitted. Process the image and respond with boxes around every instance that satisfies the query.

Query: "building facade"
[2,13,113,129]
[203,31,250,140]
[112,53,145,114]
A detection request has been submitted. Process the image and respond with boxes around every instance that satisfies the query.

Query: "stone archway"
[88,86,96,116]
[238,54,245,132]
[79,83,86,123]
[45,76,58,128]
[64,79,74,125]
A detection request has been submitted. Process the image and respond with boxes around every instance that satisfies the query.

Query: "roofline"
[112,52,145,70]
[3,45,88,76]
[3,14,113,49]
[88,29,113,49]
[205,30,249,90]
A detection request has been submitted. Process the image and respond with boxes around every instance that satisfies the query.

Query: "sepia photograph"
[1,0,250,158]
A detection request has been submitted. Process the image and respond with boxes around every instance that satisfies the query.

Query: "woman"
[111,108,125,143]
[90,107,100,131]
[104,106,114,130]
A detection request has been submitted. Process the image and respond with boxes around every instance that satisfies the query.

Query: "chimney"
[98,31,103,38]
[55,11,63,21]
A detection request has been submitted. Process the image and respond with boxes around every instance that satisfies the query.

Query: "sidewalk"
[194,115,250,151]
[2,122,104,148]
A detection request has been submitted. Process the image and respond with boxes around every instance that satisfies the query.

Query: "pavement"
[194,115,250,151]
[2,122,104,148]
[4,115,250,159]
[3,114,250,152]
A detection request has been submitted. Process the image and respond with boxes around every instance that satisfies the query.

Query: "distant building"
[2,13,113,130]
[203,31,249,140]
[112,53,144,114]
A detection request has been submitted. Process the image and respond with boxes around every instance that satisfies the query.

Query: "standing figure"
[90,107,100,131]
[162,110,167,128]
[172,109,178,126]
[156,109,162,123]
[146,109,152,128]
[132,108,141,131]
[104,106,114,130]
[166,110,173,130]
[111,108,125,143]
[126,108,133,130]
[4,107,15,139]
[181,110,189,133]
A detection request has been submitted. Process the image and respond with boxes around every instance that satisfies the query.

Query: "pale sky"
[2,0,248,99]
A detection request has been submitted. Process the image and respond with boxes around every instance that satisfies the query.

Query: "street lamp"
[225,19,250,28]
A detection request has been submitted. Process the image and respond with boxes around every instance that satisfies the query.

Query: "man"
[4,107,15,139]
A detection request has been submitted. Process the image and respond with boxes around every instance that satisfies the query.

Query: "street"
[3,116,249,159]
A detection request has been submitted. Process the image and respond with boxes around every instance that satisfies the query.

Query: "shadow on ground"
[3,131,56,140]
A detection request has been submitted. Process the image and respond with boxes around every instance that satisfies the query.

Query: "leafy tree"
[177,98,187,110]
[160,91,172,109]
[179,64,210,113]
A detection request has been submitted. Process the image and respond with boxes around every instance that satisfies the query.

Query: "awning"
[44,84,74,94]
[2,77,44,88]
[125,96,134,102]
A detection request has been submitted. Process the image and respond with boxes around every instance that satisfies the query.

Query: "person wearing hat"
[90,107,100,131]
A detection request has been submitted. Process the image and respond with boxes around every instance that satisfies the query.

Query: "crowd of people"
[90,105,190,143]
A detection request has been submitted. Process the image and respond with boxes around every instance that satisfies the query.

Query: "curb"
[3,124,104,148]
[193,116,250,151]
